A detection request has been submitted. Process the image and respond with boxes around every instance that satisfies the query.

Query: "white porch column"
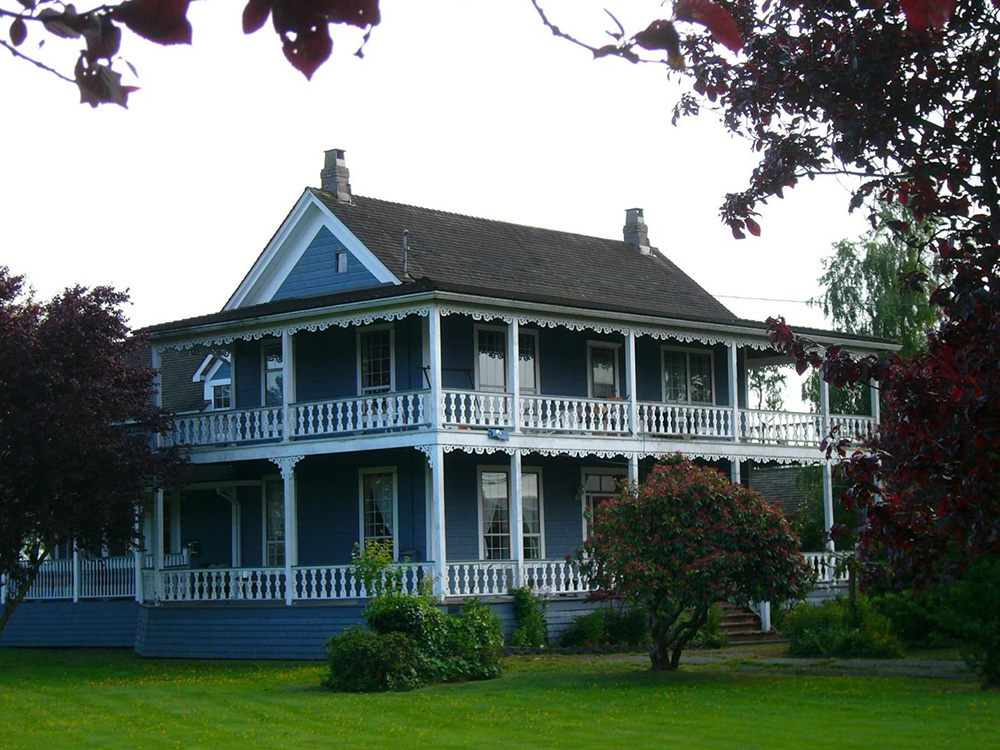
[729,342,740,441]
[628,454,639,487]
[429,445,447,599]
[271,455,303,605]
[428,307,442,429]
[759,601,772,632]
[820,376,831,439]
[870,378,880,424]
[154,489,165,572]
[71,541,80,603]
[133,512,144,603]
[822,461,836,552]
[508,318,521,433]
[626,330,638,435]
[730,459,741,485]
[510,451,523,585]
[281,329,296,442]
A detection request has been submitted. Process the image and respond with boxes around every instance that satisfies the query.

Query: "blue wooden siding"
[441,315,476,389]
[294,327,357,401]
[273,226,383,301]
[181,489,233,567]
[234,339,262,408]
[0,600,139,648]
[239,484,264,567]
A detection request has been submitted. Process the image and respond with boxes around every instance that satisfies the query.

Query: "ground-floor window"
[264,479,285,567]
[360,468,397,552]
[581,469,627,539]
[478,467,544,560]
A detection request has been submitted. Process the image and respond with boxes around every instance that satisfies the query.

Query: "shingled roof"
[311,189,738,324]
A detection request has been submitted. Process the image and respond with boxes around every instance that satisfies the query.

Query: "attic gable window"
[336,250,347,274]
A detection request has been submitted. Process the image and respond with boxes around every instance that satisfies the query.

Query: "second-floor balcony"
[163,388,875,449]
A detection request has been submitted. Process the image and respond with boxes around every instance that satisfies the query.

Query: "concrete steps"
[717,602,784,644]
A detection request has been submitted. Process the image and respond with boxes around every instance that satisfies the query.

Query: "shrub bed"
[782,596,904,659]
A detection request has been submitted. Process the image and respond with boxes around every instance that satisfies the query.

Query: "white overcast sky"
[2,0,868,335]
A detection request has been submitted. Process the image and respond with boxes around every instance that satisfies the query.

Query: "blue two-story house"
[1,150,887,658]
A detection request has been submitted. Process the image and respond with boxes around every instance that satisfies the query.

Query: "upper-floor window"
[360,468,397,553]
[474,326,539,394]
[263,343,283,407]
[663,348,714,404]
[588,343,620,399]
[359,326,394,395]
[212,383,232,410]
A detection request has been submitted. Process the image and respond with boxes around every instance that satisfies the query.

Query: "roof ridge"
[310,187,633,247]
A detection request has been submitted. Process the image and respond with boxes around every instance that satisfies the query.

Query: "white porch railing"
[21,558,74,600]
[830,414,877,443]
[294,564,426,599]
[803,551,851,585]
[142,551,190,569]
[740,410,822,446]
[293,392,428,437]
[441,390,513,428]
[165,406,283,447]
[16,556,137,601]
[521,395,630,433]
[154,567,287,602]
[445,559,595,597]
[638,402,734,438]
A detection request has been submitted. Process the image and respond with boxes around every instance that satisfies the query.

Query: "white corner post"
[510,450,523,586]
[626,330,638,435]
[271,456,302,605]
[150,345,163,448]
[154,489,165,572]
[133,511,144,603]
[730,459,741,485]
[281,329,296,442]
[759,602,772,632]
[628,454,639,487]
[870,378,880,424]
[819,377,835,552]
[508,318,521,433]
[429,445,447,599]
[71,541,80,603]
[729,341,740,442]
[428,307,442,430]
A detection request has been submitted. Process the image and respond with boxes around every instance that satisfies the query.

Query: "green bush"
[325,595,504,692]
[783,596,904,659]
[869,588,961,649]
[323,627,424,692]
[941,557,1000,686]
[509,587,548,647]
[559,605,649,648]
[692,604,728,650]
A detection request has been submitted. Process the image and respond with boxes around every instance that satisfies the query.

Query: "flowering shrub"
[581,455,811,670]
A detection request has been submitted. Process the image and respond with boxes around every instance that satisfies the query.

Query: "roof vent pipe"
[623,207,652,255]
[402,229,410,278]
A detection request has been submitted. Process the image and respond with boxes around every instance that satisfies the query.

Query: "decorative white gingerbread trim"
[268,455,304,480]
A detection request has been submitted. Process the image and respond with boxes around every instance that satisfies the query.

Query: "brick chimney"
[320,148,352,203]
[623,208,652,255]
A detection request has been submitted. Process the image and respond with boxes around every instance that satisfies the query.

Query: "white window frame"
[580,467,627,540]
[587,341,622,399]
[476,465,545,560]
[358,467,399,556]
[357,324,395,396]
[473,325,542,395]
[661,345,717,405]
[262,476,284,568]
[261,341,283,407]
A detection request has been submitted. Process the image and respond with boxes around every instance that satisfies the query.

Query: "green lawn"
[0,649,996,749]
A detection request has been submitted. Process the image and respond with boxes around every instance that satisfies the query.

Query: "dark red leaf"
[16,0,35,9]
[633,19,685,69]
[745,217,761,236]
[242,0,271,34]
[82,16,122,61]
[113,0,192,46]
[899,0,956,31]
[74,55,133,108]
[675,0,744,53]
[38,8,82,39]
[9,17,27,47]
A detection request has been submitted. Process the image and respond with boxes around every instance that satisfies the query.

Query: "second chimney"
[623,208,652,255]
[321,148,352,203]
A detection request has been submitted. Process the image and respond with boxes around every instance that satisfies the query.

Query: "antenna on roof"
[402,229,410,278]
